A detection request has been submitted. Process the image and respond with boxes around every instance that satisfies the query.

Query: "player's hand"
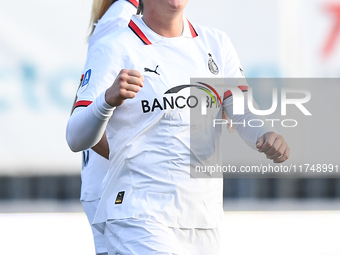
[256,132,290,163]
[105,69,144,107]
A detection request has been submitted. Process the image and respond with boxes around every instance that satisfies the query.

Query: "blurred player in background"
[67,0,289,253]
[71,0,138,254]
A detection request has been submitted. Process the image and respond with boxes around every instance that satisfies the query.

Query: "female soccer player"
[73,1,138,254]
[67,0,289,253]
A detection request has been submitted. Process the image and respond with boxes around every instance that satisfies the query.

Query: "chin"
[167,0,188,10]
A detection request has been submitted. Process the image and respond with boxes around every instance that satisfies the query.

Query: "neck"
[142,7,184,38]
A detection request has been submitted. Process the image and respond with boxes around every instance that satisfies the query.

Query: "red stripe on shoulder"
[223,86,248,100]
[127,0,138,8]
[128,20,152,45]
[187,19,198,38]
[238,86,248,91]
[75,100,92,108]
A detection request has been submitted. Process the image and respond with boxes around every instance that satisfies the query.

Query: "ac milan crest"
[208,53,219,75]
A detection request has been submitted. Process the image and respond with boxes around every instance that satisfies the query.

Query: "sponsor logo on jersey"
[208,53,219,75]
[115,191,125,204]
[144,65,160,75]
[79,69,91,92]
[141,83,222,113]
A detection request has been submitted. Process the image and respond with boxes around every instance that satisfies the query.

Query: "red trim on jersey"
[223,86,248,100]
[127,0,138,8]
[187,19,198,38]
[75,100,93,108]
[197,82,222,106]
[128,20,152,45]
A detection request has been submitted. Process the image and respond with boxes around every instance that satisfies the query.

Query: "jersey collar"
[128,15,198,45]
[126,0,139,8]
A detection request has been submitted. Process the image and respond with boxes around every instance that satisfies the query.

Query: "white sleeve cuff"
[92,91,116,120]
[223,92,278,150]
[66,90,115,152]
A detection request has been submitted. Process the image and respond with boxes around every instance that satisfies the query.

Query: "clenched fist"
[256,132,290,163]
[105,69,144,107]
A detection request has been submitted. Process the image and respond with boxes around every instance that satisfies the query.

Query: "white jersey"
[76,15,246,231]
[79,0,138,202]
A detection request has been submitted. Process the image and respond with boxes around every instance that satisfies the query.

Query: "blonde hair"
[89,0,117,37]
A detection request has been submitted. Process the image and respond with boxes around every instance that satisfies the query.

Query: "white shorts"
[82,200,108,255]
[104,217,220,255]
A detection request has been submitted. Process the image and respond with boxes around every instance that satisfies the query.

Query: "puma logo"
[144,65,160,75]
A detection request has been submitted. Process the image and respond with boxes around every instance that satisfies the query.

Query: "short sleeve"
[76,40,121,105]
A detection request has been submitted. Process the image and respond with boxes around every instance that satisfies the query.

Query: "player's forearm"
[223,92,275,150]
[91,132,110,160]
[66,91,115,152]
